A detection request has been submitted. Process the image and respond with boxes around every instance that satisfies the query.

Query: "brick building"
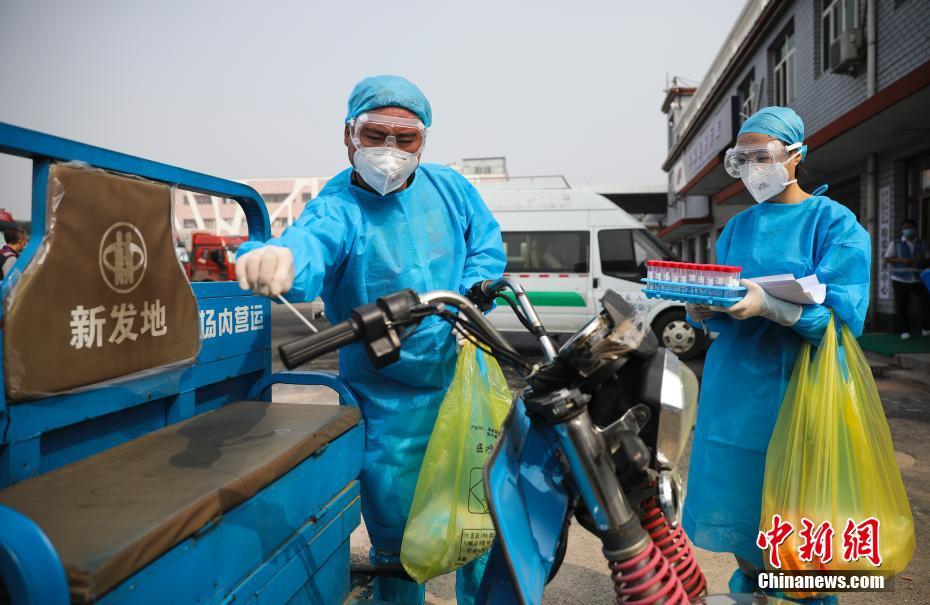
[173,177,330,240]
[659,0,930,329]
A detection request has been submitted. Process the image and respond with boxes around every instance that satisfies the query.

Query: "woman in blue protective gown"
[681,107,871,605]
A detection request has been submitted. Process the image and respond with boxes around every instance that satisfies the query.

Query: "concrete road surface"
[271,304,929,603]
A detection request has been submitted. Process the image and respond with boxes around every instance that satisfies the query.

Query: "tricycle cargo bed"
[0,402,362,603]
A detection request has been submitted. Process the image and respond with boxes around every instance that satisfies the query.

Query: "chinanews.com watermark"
[757,570,892,593]
[756,514,895,593]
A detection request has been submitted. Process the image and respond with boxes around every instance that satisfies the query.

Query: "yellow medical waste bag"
[400,341,511,583]
[760,315,914,597]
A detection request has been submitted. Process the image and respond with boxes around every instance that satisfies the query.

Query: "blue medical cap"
[738,106,807,159]
[345,75,432,127]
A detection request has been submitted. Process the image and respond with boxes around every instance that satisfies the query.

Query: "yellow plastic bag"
[760,315,914,597]
[400,341,512,583]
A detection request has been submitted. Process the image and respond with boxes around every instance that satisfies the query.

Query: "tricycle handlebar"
[279,317,360,370]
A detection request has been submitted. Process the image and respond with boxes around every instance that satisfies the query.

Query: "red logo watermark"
[758,516,882,569]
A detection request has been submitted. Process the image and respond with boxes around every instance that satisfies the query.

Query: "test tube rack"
[641,261,745,308]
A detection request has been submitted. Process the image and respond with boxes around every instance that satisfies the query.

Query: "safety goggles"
[723,140,802,178]
[348,112,427,154]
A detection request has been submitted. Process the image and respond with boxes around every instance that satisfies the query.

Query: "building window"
[183,219,197,229]
[700,232,711,263]
[194,194,212,205]
[273,218,288,228]
[263,193,289,205]
[736,70,758,123]
[822,0,859,72]
[773,22,796,105]
[202,219,215,231]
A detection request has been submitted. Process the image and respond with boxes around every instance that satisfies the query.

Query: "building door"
[829,177,861,219]
[904,152,930,240]
[919,157,930,239]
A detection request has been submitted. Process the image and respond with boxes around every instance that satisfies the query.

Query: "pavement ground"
[271,304,929,604]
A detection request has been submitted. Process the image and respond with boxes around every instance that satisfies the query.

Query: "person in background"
[684,106,871,605]
[884,218,930,339]
[235,75,505,604]
[1,227,27,278]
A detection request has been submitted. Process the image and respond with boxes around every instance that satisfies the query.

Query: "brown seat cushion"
[0,401,360,602]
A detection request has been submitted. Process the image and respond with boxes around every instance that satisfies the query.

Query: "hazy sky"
[0,0,739,219]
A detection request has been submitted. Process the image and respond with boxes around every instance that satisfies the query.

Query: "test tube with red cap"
[710,264,726,294]
[726,266,742,288]
[694,264,706,295]
[693,264,712,295]
[705,264,719,296]
[648,260,662,282]
[703,265,717,295]
[674,262,686,293]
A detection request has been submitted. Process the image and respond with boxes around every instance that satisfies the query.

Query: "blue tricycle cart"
[0,122,366,605]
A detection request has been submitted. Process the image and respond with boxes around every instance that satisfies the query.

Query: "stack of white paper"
[745,274,826,304]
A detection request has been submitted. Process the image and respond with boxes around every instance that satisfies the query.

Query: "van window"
[502,231,590,273]
[599,229,675,279]
[598,230,637,278]
[633,230,674,263]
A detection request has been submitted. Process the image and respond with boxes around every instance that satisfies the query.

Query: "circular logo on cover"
[99,222,147,293]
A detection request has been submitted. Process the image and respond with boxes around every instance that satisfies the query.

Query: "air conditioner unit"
[830,28,864,74]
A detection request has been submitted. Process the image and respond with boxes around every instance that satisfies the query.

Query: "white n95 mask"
[353,147,419,196]
[739,153,799,204]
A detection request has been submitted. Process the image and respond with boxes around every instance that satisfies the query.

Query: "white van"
[477,178,709,360]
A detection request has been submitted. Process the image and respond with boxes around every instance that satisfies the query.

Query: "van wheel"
[652,309,708,361]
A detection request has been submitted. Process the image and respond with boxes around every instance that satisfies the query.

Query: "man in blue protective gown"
[683,107,871,605]
[235,75,506,604]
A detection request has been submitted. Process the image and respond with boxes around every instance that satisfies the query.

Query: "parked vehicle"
[478,179,709,360]
[186,232,245,281]
[0,207,16,229]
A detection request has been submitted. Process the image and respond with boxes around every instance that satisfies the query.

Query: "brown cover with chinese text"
[3,164,199,400]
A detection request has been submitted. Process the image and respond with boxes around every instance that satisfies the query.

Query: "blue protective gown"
[239,163,506,603]
[682,195,871,568]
